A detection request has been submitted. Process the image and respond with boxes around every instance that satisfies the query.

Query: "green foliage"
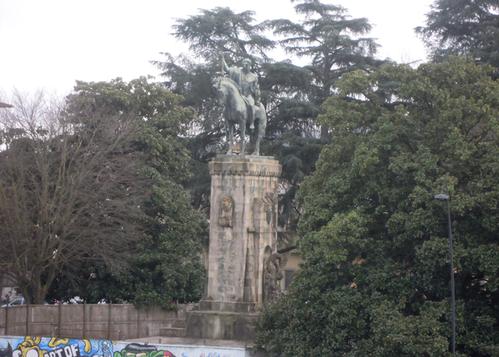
[257,59,499,355]
[263,133,322,229]
[260,60,317,136]
[257,1,382,230]
[156,8,278,214]
[267,0,380,107]
[48,78,206,308]
[155,54,222,139]
[159,6,275,136]
[417,0,499,68]
[67,77,194,180]
[173,7,274,62]
[157,3,381,232]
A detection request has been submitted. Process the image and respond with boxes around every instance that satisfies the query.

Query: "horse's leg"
[252,106,266,156]
[240,113,246,156]
[253,123,261,156]
[227,119,234,155]
[249,120,256,154]
[249,105,255,130]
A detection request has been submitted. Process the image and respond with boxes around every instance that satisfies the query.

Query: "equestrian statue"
[214,53,267,156]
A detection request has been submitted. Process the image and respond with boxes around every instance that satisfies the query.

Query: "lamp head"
[434,193,449,201]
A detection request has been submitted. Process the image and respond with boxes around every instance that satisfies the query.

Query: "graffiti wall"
[0,336,112,357]
[0,336,248,357]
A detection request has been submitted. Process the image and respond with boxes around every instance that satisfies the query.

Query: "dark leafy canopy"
[260,60,317,137]
[47,78,206,307]
[155,8,277,212]
[157,54,221,135]
[262,0,381,227]
[417,0,499,67]
[267,0,380,122]
[257,59,499,356]
[159,6,274,135]
[159,2,379,232]
[173,7,274,62]
[262,133,322,230]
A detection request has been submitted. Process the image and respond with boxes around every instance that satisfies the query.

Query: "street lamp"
[434,193,456,356]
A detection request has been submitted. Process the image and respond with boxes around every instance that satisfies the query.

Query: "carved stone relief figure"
[218,195,234,227]
[251,197,262,231]
[263,249,284,302]
[263,192,277,226]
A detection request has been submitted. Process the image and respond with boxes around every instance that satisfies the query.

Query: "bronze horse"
[214,76,266,155]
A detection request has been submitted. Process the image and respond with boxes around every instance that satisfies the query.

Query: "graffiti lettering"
[43,344,80,357]
[113,343,175,357]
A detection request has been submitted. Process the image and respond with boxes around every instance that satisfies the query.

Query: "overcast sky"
[0,0,434,97]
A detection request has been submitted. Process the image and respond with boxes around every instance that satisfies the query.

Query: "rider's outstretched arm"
[221,53,230,73]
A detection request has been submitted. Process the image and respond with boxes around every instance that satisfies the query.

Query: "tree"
[46,78,207,308]
[159,3,380,232]
[417,0,499,68]
[257,58,499,355]
[0,91,147,304]
[267,0,380,139]
[159,6,275,134]
[154,7,277,213]
[173,7,274,62]
[260,0,381,229]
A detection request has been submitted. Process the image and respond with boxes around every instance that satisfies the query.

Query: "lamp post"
[434,193,456,356]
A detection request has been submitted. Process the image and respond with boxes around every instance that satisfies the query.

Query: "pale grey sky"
[0,0,433,96]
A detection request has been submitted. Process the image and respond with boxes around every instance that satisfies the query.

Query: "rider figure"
[221,54,261,129]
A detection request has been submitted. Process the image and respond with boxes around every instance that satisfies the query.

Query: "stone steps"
[172,319,186,328]
[157,308,191,338]
[186,308,259,341]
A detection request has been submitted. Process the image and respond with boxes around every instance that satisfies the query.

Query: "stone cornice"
[209,155,282,177]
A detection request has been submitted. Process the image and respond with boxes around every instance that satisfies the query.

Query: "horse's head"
[213,76,226,106]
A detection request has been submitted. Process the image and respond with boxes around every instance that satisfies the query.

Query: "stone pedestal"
[206,155,281,306]
[186,310,260,341]
[186,155,281,341]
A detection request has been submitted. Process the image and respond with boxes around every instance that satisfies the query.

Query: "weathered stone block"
[206,155,281,307]
[199,300,256,313]
[187,154,281,341]
[186,310,259,341]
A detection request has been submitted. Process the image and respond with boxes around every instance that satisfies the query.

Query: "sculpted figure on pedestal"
[218,195,234,227]
[263,252,284,302]
[213,53,267,156]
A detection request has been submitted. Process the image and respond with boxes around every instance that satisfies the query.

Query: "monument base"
[199,299,257,313]
[188,154,281,342]
[185,299,258,341]
[207,155,281,305]
[186,309,259,341]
